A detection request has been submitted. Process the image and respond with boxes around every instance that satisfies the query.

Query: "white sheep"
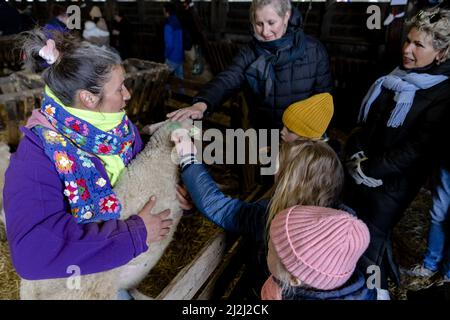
[0,142,11,226]
[20,121,186,299]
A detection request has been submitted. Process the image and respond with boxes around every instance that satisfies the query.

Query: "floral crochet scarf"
[32,87,135,224]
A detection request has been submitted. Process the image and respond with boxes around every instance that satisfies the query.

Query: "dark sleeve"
[313,39,333,94]
[362,97,450,178]
[3,136,148,280]
[344,126,366,159]
[181,163,266,239]
[193,45,254,113]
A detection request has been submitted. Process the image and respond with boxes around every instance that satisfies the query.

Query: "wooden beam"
[195,236,244,300]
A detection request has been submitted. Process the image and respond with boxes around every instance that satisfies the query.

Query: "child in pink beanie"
[262,205,376,300]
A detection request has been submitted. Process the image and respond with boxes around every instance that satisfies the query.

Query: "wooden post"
[137,0,146,26]
[156,231,227,300]
[211,0,228,40]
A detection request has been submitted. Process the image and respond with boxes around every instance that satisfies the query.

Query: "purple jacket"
[3,124,148,280]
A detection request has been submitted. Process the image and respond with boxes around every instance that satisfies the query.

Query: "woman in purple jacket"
[3,29,173,286]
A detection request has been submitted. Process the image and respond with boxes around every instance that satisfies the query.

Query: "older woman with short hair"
[344,7,450,299]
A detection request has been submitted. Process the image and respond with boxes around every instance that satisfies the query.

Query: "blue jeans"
[423,167,450,277]
[117,289,134,300]
[165,59,184,79]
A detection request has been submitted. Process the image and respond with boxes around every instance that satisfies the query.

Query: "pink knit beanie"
[270,205,370,290]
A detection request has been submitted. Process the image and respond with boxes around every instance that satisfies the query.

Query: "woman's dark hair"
[21,28,122,106]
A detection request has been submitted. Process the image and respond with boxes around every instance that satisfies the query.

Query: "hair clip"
[430,12,441,23]
[38,39,60,65]
[417,9,441,24]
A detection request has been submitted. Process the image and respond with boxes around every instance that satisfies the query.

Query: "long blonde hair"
[266,139,344,232]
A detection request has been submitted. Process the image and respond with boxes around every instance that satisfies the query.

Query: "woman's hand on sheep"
[176,184,194,211]
[138,196,173,243]
[166,102,207,122]
[171,128,197,157]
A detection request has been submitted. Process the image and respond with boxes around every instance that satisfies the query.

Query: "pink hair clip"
[38,39,60,65]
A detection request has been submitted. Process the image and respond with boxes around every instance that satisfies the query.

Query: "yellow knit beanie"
[282,93,334,139]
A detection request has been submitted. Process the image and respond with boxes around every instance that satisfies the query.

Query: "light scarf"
[359,67,448,127]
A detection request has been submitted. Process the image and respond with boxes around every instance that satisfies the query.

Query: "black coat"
[193,9,332,129]
[345,60,450,231]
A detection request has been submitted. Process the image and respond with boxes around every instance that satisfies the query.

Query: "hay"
[137,166,237,298]
[137,213,219,297]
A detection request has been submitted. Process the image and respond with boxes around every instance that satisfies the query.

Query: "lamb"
[20,121,188,299]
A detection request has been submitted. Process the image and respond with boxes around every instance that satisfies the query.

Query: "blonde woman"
[167,0,332,130]
[344,7,450,299]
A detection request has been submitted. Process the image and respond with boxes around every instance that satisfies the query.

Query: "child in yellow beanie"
[281,93,334,142]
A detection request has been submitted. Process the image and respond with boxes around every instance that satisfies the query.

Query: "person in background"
[344,7,450,300]
[167,0,332,131]
[112,10,133,60]
[83,21,110,47]
[89,6,109,33]
[404,164,450,282]
[84,5,110,46]
[0,2,22,35]
[44,4,70,35]
[163,2,184,79]
[180,0,206,75]
[18,4,37,32]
